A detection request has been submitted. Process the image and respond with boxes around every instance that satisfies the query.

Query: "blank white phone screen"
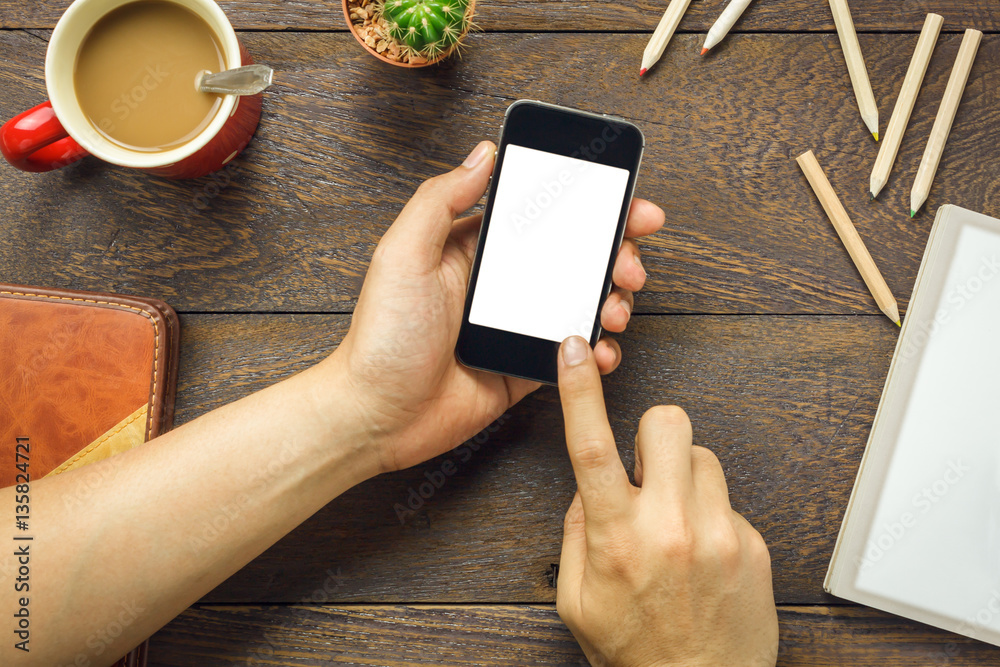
[469,144,631,343]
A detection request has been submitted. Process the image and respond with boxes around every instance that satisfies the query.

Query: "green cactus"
[378,0,473,60]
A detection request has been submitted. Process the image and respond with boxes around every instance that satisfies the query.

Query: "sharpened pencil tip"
[873,132,879,142]
[639,67,647,76]
[895,320,902,327]
[869,191,876,201]
[700,47,709,56]
[910,209,917,218]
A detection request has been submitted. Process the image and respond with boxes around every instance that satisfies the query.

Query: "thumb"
[386,140,495,270]
[558,491,587,595]
[557,492,587,625]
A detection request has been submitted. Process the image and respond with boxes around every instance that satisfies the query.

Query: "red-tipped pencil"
[640,0,693,75]
[702,0,754,54]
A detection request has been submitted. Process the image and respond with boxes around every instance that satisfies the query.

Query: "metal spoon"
[196,65,274,95]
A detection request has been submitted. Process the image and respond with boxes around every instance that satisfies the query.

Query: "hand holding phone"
[457,101,646,384]
[331,130,661,473]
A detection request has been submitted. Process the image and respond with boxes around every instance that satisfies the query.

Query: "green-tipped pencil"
[910,29,982,216]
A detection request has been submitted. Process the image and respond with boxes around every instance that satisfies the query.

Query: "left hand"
[326,140,665,473]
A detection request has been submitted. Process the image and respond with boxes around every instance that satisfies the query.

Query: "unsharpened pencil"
[701,0,754,55]
[828,0,879,141]
[869,13,943,200]
[640,0,694,76]
[796,150,901,326]
[910,29,983,217]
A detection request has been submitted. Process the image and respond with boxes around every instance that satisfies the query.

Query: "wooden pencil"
[910,29,983,217]
[869,13,943,200]
[796,150,901,326]
[640,0,694,76]
[701,0,755,55]
[828,0,879,141]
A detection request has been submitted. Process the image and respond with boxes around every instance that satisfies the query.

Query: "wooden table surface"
[3,0,1000,664]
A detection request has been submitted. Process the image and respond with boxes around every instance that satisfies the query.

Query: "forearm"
[0,355,378,666]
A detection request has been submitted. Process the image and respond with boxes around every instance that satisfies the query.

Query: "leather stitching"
[50,405,147,475]
[0,290,161,440]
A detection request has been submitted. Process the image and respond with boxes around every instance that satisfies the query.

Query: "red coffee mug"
[0,0,263,179]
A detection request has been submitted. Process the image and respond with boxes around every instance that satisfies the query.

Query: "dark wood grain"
[146,604,1000,666]
[1,32,997,314]
[173,313,894,605]
[5,3,999,662]
[3,0,1000,32]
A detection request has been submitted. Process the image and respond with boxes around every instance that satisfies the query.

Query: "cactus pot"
[343,0,475,68]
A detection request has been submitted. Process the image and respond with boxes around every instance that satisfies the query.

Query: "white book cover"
[825,205,1000,647]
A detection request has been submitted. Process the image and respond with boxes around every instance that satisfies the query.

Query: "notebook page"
[854,218,1000,636]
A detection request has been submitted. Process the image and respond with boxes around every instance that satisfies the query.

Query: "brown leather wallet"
[0,284,180,667]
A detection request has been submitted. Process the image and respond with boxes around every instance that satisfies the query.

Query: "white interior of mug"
[45,0,241,169]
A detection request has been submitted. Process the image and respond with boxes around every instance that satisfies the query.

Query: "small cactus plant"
[377,0,474,61]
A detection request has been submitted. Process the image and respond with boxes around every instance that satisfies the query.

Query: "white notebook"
[825,205,1000,647]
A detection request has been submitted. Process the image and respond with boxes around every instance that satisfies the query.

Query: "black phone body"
[456,100,645,385]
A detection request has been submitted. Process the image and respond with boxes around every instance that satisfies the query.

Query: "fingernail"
[562,336,589,366]
[620,299,631,317]
[463,141,491,169]
[633,253,646,277]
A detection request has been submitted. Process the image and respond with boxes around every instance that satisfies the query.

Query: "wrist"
[314,343,431,474]
[297,353,387,482]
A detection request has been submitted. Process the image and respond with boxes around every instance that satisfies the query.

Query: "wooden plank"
[1,32,997,314]
[147,604,1000,666]
[174,313,894,604]
[3,0,999,32]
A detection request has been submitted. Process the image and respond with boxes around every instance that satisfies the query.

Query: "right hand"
[555,336,779,667]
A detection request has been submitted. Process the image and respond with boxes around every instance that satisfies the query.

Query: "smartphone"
[456,100,645,385]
